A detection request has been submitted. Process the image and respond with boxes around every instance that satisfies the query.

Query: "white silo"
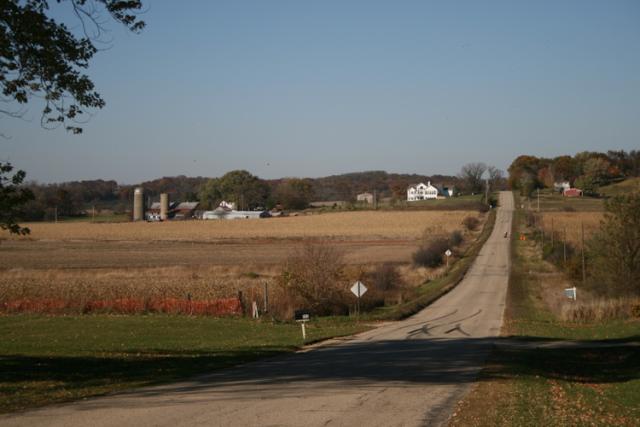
[160,193,169,221]
[133,187,144,221]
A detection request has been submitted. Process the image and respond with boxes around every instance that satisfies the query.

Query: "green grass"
[453,195,640,426]
[0,315,368,413]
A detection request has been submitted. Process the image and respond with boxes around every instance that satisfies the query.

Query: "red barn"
[563,188,583,197]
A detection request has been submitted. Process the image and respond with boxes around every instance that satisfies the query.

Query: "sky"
[2,0,639,184]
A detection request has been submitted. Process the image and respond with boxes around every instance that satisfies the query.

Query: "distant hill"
[22,170,460,220]
[599,177,640,197]
[125,171,459,202]
[302,171,459,201]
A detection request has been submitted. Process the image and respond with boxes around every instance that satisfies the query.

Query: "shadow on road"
[2,335,638,411]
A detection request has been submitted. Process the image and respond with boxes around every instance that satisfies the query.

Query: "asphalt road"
[1,192,514,427]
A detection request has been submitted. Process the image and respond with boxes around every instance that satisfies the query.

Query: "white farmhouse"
[407,181,439,201]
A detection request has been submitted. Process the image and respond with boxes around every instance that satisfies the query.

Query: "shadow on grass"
[2,335,638,413]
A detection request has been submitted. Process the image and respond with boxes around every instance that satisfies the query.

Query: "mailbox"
[294,310,311,322]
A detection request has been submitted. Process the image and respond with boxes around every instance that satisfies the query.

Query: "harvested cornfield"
[0,210,487,316]
[6,210,475,242]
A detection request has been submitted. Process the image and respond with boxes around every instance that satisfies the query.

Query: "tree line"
[508,150,640,196]
[14,169,471,220]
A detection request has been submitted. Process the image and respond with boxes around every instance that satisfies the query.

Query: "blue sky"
[2,0,639,184]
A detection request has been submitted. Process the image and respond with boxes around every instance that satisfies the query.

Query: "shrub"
[449,230,463,247]
[462,216,480,231]
[477,203,490,213]
[279,243,349,316]
[413,238,449,268]
[560,297,640,322]
[370,263,403,292]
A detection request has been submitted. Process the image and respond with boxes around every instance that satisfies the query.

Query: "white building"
[553,181,571,193]
[356,192,374,204]
[407,181,439,201]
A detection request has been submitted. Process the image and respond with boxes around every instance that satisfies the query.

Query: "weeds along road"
[2,192,514,427]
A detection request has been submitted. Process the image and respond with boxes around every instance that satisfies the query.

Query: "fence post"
[238,290,245,316]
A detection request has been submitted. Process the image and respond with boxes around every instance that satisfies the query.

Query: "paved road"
[2,192,514,427]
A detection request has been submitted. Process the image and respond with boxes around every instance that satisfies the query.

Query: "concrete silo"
[133,187,144,221]
[160,193,169,221]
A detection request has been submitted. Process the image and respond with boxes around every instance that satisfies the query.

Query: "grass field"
[538,212,603,246]
[0,315,369,414]
[450,200,640,426]
[599,177,640,197]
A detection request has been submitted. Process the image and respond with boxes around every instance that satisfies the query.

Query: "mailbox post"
[295,310,311,340]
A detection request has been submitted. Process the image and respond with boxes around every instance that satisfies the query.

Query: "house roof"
[408,182,437,190]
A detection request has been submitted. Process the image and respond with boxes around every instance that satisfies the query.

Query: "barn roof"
[176,202,199,210]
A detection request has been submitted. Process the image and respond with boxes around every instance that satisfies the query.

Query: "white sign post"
[445,249,452,268]
[564,287,577,301]
[350,281,368,317]
[295,311,310,340]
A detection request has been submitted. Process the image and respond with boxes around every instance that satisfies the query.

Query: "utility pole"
[581,222,586,284]
[537,188,540,212]
[485,178,489,205]
[54,206,58,223]
[563,227,567,264]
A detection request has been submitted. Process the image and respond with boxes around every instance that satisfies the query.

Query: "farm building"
[202,201,268,220]
[219,200,235,210]
[146,201,179,221]
[563,188,583,197]
[407,182,439,201]
[554,181,571,193]
[356,192,374,204]
[435,185,455,198]
[173,202,200,219]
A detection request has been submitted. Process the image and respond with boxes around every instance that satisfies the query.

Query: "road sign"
[445,249,452,267]
[350,281,368,298]
[564,287,577,301]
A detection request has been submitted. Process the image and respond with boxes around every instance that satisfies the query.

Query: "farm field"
[0,210,485,315]
[538,212,603,246]
[521,190,604,212]
[7,210,474,242]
